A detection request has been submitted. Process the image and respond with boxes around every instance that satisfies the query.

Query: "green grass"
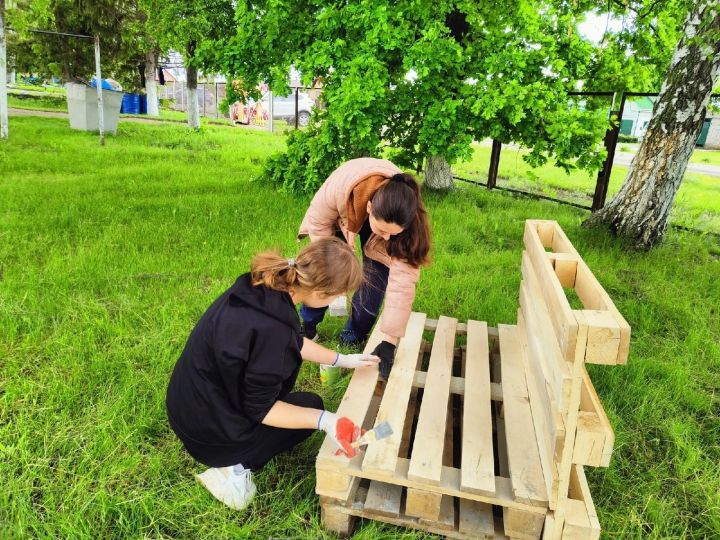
[2,117,720,539]
[8,94,68,112]
[454,143,720,234]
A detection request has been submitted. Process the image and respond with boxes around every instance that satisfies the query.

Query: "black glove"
[372,340,397,379]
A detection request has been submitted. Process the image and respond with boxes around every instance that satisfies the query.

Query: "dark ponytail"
[371,173,431,268]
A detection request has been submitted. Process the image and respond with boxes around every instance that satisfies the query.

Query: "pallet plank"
[524,221,579,362]
[408,316,457,484]
[459,498,495,537]
[364,481,402,517]
[519,266,571,410]
[461,319,496,495]
[518,310,559,508]
[362,312,427,475]
[498,324,548,506]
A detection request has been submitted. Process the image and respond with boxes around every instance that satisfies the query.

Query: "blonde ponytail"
[251,237,362,296]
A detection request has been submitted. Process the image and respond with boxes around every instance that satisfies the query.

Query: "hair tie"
[287,258,296,267]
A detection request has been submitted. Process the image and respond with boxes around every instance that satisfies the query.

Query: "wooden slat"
[413,370,503,401]
[408,316,457,484]
[419,494,455,531]
[579,366,614,467]
[547,252,579,288]
[459,498,495,537]
[362,312,427,475]
[548,220,631,365]
[550,311,589,540]
[461,319,496,495]
[324,496,509,540]
[425,318,500,340]
[518,310,559,508]
[316,319,385,469]
[364,481,402,517]
[577,309,621,365]
[503,506,547,540]
[567,464,601,538]
[405,488,442,520]
[524,222,579,362]
[519,263,572,409]
[319,455,549,511]
[498,324,548,505]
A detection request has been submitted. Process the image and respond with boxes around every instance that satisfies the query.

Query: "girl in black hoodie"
[166,237,378,510]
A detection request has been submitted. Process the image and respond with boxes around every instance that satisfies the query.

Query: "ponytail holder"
[287,258,296,267]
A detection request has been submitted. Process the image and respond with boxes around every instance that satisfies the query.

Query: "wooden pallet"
[316,220,630,539]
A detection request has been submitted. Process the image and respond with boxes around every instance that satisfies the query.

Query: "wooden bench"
[316,219,630,539]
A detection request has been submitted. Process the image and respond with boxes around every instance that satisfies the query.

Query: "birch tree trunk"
[425,155,455,190]
[584,0,720,249]
[186,41,200,129]
[144,51,160,117]
[0,0,8,140]
[186,63,200,129]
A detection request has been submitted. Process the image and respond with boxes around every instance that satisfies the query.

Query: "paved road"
[613,151,720,177]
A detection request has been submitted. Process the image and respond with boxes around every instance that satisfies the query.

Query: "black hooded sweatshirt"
[166,273,304,457]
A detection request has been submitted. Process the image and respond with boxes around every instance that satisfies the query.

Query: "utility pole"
[0,0,9,140]
[94,35,105,145]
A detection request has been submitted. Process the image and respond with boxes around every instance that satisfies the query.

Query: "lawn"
[1,117,719,539]
[453,143,720,235]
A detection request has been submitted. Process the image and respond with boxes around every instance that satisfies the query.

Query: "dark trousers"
[174,391,324,470]
[300,219,390,343]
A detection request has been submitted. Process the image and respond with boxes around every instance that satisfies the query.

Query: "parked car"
[262,92,315,126]
[231,92,315,127]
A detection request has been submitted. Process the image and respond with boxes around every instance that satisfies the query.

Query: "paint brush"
[351,421,393,448]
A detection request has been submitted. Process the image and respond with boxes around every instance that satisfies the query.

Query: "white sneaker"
[195,464,257,510]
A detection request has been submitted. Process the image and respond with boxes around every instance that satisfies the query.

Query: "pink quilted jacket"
[298,158,421,339]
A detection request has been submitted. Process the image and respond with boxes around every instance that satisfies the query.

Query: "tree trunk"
[425,155,455,190]
[0,0,8,140]
[584,0,720,249]
[144,50,160,117]
[185,42,200,130]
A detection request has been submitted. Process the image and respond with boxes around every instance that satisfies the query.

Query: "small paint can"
[319,364,340,385]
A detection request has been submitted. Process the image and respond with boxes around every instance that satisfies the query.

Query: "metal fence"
[158,82,229,118]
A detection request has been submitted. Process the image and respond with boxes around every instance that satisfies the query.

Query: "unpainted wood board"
[580,366,615,466]
[517,310,559,508]
[408,316,457,484]
[498,324,549,506]
[503,506,546,540]
[364,481,402,517]
[317,316,386,468]
[461,319,496,495]
[363,312,427,475]
[405,488,442,521]
[519,274,570,409]
[459,498,495,536]
[578,309,622,365]
[413,371,504,402]
[523,223,579,362]
[549,312,589,540]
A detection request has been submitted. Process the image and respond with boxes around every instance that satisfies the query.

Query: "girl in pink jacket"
[298,158,431,378]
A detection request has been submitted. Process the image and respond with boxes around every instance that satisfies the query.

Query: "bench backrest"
[517,219,630,512]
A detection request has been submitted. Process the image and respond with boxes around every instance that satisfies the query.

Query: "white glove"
[318,410,362,457]
[332,352,380,369]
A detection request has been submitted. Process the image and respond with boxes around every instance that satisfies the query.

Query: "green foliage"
[204,1,623,191]
[6,0,148,88]
[2,117,720,538]
[583,0,693,92]
[142,0,234,65]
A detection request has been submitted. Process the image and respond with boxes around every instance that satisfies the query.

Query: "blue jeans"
[301,220,389,344]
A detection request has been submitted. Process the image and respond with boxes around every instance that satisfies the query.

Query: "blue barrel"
[139,95,147,114]
[121,93,140,114]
